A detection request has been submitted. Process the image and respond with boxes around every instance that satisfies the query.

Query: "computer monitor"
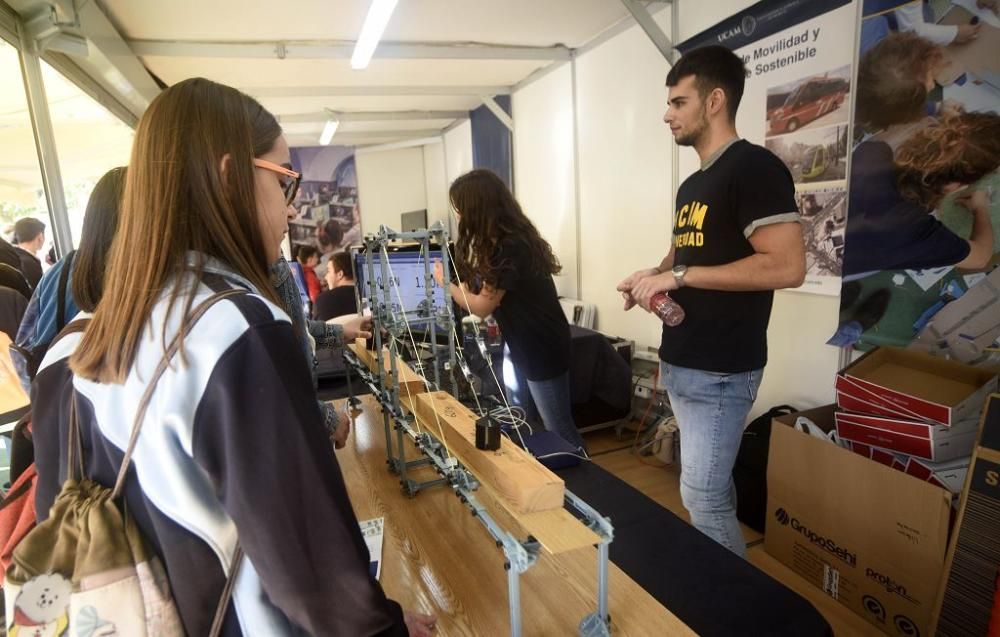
[400,209,428,232]
[353,247,448,319]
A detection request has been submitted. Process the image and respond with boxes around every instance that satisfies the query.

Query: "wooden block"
[348,340,426,401]
[473,478,600,555]
[412,391,565,514]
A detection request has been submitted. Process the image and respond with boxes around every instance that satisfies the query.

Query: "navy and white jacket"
[32,257,406,636]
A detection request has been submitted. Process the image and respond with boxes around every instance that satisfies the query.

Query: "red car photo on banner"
[768,73,850,135]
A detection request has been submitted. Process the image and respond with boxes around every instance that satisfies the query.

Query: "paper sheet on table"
[906,266,952,291]
[360,517,385,580]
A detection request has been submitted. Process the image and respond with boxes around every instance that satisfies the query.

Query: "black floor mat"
[556,462,832,637]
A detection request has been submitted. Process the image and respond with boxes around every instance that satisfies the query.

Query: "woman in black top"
[434,169,584,450]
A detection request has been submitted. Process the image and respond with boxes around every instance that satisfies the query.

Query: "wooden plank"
[337,395,693,636]
[412,391,565,514]
[348,340,426,400]
[473,476,600,555]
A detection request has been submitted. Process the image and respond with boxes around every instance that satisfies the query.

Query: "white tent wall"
[511,63,578,299]
[443,119,474,187]
[512,11,674,353]
[423,142,450,230]
[573,10,675,351]
[355,146,428,234]
[512,0,842,416]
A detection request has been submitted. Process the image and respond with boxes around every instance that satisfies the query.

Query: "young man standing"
[617,46,805,557]
[12,218,46,289]
[314,250,358,321]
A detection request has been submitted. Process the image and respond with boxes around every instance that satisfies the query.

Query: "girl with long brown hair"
[30,78,434,636]
[435,169,585,451]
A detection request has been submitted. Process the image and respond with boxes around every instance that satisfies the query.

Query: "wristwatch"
[671,264,688,288]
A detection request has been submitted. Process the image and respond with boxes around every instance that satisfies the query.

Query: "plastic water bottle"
[650,292,685,327]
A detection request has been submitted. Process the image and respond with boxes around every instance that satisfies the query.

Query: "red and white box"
[848,441,871,457]
[869,446,896,467]
[891,454,908,472]
[836,348,997,427]
[834,411,978,462]
[904,456,971,494]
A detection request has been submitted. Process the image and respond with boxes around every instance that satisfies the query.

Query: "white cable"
[381,244,460,464]
[534,451,592,463]
[417,241,484,415]
[380,248,433,435]
[444,242,517,424]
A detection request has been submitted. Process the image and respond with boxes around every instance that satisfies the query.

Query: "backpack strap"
[55,251,75,333]
[67,286,248,636]
[110,287,247,497]
[209,544,245,636]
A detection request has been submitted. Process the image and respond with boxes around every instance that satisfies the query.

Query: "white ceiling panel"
[279,119,453,135]
[105,0,634,48]
[141,56,548,90]
[254,95,484,115]
[91,0,660,143]
[284,132,426,147]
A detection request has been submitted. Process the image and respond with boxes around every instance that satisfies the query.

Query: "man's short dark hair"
[666,45,747,120]
[330,250,354,279]
[13,217,45,245]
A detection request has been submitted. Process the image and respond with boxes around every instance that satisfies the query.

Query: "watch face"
[673,265,686,286]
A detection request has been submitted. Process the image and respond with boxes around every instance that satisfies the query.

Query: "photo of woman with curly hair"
[833,1,1000,355]
[843,112,998,276]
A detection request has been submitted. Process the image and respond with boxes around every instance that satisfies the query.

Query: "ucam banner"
[677,0,856,297]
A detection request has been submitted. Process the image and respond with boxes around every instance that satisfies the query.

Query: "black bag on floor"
[733,404,797,534]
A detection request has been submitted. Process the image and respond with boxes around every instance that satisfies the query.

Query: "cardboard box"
[836,347,997,426]
[834,411,979,461]
[767,405,953,636]
[933,394,1000,635]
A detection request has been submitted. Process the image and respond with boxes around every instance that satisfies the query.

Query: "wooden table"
[334,395,695,636]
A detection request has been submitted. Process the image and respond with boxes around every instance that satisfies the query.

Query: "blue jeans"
[525,372,587,451]
[660,362,763,557]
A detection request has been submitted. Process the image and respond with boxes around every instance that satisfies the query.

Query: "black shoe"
[839,280,862,313]
[852,288,891,331]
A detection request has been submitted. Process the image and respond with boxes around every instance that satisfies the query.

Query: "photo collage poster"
[834,0,1000,367]
[287,145,361,259]
[677,0,857,297]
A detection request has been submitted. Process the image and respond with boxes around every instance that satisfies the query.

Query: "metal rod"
[507,560,522,637]
[597,542,610,623]
[366,242,395,465]
[17,20,72,256]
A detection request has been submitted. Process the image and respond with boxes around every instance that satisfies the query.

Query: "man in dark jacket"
[12,218,46,289]
[0,236,20,271]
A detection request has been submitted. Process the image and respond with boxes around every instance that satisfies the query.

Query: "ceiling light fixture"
[350,0,399,70]
[319,117,340,145]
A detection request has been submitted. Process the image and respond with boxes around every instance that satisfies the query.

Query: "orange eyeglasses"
[253,158,302,205]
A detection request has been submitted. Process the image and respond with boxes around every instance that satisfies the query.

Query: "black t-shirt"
[313,286,358,321]
[492,238,570,381]
[660,140,798,373]
[842,141,969,276]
